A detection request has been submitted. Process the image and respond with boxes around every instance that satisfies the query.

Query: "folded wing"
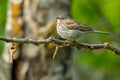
[64,19,93,31]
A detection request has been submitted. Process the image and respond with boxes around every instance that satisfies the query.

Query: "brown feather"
[63,18,93,31]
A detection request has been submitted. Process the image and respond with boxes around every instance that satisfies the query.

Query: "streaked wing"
[64,19,93,31]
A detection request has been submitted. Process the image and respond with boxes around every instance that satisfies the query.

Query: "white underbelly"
[57,24,83,39]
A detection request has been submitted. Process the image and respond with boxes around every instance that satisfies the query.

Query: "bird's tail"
[92,30,110,35]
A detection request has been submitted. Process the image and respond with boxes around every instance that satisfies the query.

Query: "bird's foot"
[63,39,75,46]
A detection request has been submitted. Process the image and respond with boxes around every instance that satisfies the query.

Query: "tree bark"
[0,0,75,80]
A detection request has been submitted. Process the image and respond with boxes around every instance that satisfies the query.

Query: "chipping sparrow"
[56,13,109,40]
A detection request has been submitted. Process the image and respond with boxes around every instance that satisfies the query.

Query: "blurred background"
[71,0,120,80]
[0,0,7,54]
[0,0,120,80]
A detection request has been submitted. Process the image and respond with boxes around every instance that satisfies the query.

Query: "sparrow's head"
[57,13,70,20]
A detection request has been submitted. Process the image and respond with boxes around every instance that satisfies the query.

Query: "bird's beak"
[56,16,60,19]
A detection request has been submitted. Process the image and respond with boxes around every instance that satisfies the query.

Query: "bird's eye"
[62,18,65,19]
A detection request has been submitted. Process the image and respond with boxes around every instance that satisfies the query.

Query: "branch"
[0,36,120,55]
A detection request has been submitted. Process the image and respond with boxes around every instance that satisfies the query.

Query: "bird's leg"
[63,39,75,46]
[65,38,75,42]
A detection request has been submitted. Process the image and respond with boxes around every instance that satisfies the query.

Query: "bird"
[56,13,109,41]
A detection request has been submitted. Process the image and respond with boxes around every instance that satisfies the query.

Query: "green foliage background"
[0,0,7,54]
[71,0,120,80]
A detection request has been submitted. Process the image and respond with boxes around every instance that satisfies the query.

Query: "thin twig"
[0,36,120,55]
[53,45,59,60]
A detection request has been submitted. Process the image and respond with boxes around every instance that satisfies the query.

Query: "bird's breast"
[57,23,83,39]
